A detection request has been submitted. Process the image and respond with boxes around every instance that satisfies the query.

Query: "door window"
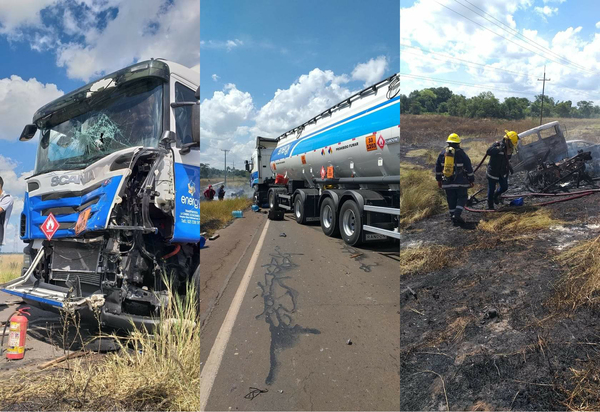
[174,82,197,148]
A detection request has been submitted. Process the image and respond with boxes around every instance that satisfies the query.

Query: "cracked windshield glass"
[34,77,163,174]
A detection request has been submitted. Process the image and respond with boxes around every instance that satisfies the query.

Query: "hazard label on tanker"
[366,134,377,151]
[327,166,334,179]
[41,213,59,240]
[320,166,326,179]
[301,154,306,165]
[377,135,385,149]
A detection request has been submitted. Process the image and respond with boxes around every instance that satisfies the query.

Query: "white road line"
[200,219,271,411]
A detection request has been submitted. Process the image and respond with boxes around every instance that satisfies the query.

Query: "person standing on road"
[435,133,475,226]
[0,177,14,252]
[218,185,225,201]
[203,185,216,201]
[486,130,519,210]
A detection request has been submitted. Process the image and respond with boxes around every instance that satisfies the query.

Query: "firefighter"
[435,133,474,225]
[486,130,519,210]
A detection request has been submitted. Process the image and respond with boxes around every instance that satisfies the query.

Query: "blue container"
[510,197,524,206]
[232,210,243,218]
[199,236,206,249]
[251,205,260,212]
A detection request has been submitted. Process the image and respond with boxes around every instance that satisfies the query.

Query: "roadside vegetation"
[400,167,444,228]
[399,245,454,276]
[201,197,253,236]
[0,280,200,411]
[478,209,562,234]
[0,254,24,284]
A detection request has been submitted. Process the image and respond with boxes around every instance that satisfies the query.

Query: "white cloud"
[0,76,64,141]
[596,21,600,29]
[212,74,220,82]
[351,56,389,86]
[543,0,566,3]
[0,0,56,37]
[201,39,244,52]
[534,6,559,18]
[400,0,600,103]
[200,83,254,141]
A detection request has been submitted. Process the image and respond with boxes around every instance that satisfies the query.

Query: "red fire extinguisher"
[6,307,30,360]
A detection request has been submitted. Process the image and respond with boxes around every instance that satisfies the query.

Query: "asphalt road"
[200,212,400,411]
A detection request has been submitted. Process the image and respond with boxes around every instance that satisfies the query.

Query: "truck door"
[170,78,200,243]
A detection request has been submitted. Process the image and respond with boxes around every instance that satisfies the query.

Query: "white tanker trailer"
[246,73,400,246]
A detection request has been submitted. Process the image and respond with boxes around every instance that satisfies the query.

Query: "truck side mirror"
[195,86,200,100]
[245,160,250,172]
[19,124,37,141]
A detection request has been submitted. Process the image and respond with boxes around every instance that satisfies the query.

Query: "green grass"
[201,197,253,236]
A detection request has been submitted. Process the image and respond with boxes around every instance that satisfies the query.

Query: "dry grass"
[401,114,538,145]
[0,280,200,411]
[559,359,600,411]
[0,254,24,284]
[404,148,438,165]
[553,236,600,312]
[478,209,562,233]
[400,245,455,276]
[400,168,445,228]
[201,197,253,236]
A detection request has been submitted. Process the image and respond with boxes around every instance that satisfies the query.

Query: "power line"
[399,73,537,96]
[456,0,596,74]
[400,44,533,77]
[432,0,599,76]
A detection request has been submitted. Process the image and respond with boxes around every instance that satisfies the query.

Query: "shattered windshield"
[34,78,163,174]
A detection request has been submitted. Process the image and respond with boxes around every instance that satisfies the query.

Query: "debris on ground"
[279,233,286,237]
[346,339,352,345]
[244,387,268,400]
[209,234,220,241]
[37,351,91,370]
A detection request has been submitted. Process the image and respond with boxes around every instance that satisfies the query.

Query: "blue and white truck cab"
[1,59,200,330]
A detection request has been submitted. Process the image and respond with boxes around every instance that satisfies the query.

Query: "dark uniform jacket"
[486,141,512,180]
[435,147,474,188]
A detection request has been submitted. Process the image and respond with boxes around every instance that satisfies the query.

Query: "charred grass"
[201,197,253,236]
[0,281,200,411]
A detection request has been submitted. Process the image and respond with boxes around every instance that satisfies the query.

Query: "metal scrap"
[526,151,595,192]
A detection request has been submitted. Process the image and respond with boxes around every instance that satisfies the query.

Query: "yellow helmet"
[446,133,461,144]
[504,130,519,146]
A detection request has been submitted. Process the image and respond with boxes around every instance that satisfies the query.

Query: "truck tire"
[192,264,200,319]
[268,189,280,211]
[339,200,363,246]
[294,196,307,225]
[320,197,340,237]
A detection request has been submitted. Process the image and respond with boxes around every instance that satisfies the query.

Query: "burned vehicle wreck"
[512,121,600,192]
[1,60,200,330]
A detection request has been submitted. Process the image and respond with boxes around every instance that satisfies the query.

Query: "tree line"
[200,163,250,178]
[400,87,600,119]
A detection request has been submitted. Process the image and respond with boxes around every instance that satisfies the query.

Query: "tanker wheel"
[340,200,363,246]
[294,196,307,225]
[320,197,340,237]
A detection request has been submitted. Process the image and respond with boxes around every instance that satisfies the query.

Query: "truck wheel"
[253,191,261,207]
[268,189,280,211]
[320,197,340,237]
[294,196,307,225]
[192,264,200,318]
[339,200,363,246]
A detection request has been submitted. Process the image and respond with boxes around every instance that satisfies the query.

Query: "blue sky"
[0,0,199,251]
[199,0,400,167]
[400,0,600,103]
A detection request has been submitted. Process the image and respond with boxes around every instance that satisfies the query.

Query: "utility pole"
[538,65,551,126]
[221,149,230,187]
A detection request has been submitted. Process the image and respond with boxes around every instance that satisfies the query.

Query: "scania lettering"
[1,59,200,330]
[246,74,400,246]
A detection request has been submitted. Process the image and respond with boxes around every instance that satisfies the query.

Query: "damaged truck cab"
[1,59,200,330]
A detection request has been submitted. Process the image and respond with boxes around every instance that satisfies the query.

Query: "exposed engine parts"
[526,151,595,192]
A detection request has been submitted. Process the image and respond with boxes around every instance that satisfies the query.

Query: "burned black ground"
[401,159,600,410]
